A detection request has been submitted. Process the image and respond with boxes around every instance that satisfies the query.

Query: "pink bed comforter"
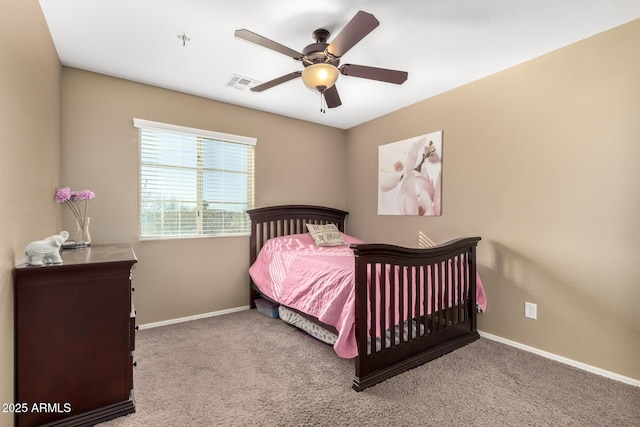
[249,233,486,359]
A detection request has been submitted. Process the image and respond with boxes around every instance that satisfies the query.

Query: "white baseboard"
[479,331,640,388]
[138,305,250,330]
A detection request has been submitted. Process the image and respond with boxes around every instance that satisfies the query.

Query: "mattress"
[278,305,338,346]
[279,305,427,354]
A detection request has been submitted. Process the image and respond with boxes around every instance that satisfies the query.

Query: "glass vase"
[75,217,91,246]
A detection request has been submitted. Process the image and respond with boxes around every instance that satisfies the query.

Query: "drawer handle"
[133,361,137,368]
[135,326,139,331]
[131,287,135,292]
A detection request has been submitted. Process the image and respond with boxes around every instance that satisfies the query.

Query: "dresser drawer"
[127,353,135,394]
[130,302,136,352]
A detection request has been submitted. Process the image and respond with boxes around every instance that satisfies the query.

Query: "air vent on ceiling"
[225,74,261,91]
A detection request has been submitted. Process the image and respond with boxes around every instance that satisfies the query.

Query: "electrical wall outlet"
[525,302,537,319]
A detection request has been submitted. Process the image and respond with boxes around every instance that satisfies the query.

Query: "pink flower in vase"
[55,187,95,243]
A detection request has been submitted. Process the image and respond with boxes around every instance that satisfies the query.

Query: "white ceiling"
[39,0,640,130]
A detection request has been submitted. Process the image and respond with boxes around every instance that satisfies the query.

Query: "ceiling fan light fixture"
[301,63,339,92]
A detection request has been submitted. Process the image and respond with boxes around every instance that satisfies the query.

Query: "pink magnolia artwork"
[378,130,442,216]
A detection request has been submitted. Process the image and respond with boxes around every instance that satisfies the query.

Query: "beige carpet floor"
[99,309,640,426]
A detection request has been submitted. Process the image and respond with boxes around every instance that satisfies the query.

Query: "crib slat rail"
[351,237,481,391]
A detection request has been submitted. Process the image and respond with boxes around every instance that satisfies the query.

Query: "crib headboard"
[247,205,349,265]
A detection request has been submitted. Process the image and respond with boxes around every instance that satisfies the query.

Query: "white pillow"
[305,223,345,246]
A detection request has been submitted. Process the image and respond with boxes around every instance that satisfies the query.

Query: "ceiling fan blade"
[324,85,342,108]
[340,64,408,84]
[250,71,302,92]
[235,29,303,60]
[326,11,379,58]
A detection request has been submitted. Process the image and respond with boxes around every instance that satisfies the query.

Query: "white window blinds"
[133,119,256,239]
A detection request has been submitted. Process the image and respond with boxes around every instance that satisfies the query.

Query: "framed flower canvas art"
[378,130,442,216]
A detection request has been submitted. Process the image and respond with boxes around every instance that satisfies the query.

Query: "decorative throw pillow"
[305,223,345,246]
[305,223,337,238]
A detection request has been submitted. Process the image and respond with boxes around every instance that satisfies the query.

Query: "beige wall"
[347,19,640,381]
[0,1,62,426]
[3,6,638,425]
[61,68,347,325]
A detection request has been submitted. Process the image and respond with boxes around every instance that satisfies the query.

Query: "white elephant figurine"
[25,231,70,266]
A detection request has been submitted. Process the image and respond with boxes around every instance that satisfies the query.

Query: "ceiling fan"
[234,10,408,110]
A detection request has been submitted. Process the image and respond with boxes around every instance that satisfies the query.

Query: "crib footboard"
[351,237,481,391]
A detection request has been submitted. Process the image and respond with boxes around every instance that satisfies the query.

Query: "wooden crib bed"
[248,204,482,391]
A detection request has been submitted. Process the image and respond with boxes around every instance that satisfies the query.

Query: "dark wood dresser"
[14,244,137,427]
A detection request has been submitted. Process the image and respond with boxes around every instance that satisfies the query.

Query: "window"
[133,119,256,239]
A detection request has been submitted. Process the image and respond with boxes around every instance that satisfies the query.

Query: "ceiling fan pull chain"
[320,92,326,114]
